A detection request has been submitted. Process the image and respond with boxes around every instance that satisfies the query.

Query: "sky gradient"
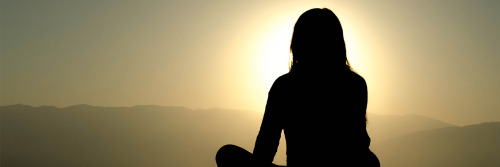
[2,0,500,126]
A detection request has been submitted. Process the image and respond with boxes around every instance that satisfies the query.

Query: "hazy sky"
[1,0,499,126]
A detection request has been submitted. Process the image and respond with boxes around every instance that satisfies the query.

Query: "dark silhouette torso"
[253,69,370,167]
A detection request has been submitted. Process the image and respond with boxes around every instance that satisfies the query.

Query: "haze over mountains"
[371,122,500,167]
[366,112,458,144]
[1,104,499,167]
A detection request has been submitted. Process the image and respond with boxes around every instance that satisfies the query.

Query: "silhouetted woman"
[216,8,380,167]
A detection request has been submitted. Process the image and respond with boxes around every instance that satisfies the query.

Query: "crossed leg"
[216,144,282,167]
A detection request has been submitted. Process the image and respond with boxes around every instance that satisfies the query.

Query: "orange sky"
[2,0,500,126]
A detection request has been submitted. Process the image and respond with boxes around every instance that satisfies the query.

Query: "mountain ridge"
[371,122,500,167]
[0,104,457,123]
[2,104,492,167]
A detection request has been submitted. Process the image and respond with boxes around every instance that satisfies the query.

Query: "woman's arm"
[253,76,286,163]
[357,75,371,148]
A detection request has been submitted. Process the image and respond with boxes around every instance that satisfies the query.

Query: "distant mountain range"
[1,104,498,167]
[371,122,500,167]
[366,112,458,143]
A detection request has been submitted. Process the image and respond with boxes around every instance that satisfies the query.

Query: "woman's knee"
[217,144,239,158]
[217,145,232,161]
[219,144,238,152]
[216,144,254,166]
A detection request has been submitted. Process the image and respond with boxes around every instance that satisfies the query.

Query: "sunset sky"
[1,0,499,126]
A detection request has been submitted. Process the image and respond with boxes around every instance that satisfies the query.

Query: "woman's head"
[290,8,353,73]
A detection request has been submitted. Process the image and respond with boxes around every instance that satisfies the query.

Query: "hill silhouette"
[1,104,263,167]
[0,104,490,167]
[371,122,500,167]
[366,112,458,143]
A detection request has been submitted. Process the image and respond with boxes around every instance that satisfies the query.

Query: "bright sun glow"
[343,29,363,74]
[257,21,294,90]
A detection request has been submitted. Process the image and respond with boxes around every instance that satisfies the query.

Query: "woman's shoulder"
[350,71,366,86]
[270,71,366,88]
[273,73,291,85]
[347,71,368,94]
[276,72,292,81]
[269,73,292,93]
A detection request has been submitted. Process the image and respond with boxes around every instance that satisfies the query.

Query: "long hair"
[289,8,356,74]
[289,8,366,123]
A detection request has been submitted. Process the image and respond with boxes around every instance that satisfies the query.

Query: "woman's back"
[253,70,370,166]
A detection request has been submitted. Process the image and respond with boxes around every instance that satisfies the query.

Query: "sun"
[256,20,294,91]
[343,29,363,74]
